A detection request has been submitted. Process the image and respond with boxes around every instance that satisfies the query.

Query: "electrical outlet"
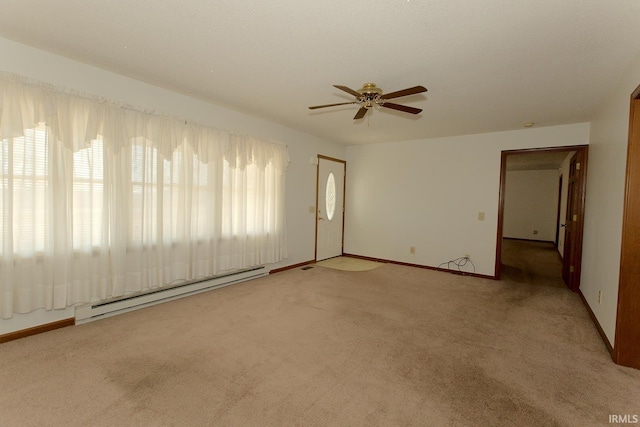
[598,290,602,304]
[533,230,539,235]
[410,246,416,254]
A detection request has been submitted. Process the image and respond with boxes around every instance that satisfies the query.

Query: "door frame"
[315,155,346,261]
[495,145,589,290]
[614,84,640,369]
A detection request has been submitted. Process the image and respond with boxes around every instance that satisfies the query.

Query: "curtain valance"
[0,75,288,168]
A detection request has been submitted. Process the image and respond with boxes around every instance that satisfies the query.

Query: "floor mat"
[316,256,384,271]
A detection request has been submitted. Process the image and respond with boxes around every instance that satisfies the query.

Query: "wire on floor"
[438,256,476,273]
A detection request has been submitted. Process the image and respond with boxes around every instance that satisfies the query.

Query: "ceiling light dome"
[357,83,383,95]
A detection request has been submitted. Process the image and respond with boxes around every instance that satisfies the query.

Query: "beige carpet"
[501,238,566,288]
[1,244,639,426]
[316,256,384,271]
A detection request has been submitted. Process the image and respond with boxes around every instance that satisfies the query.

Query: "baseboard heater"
[75,266,267,324]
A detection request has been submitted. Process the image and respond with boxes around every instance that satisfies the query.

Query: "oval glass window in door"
[326,172,336,221]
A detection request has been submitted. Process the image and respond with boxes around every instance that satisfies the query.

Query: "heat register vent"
[75,266,267,324]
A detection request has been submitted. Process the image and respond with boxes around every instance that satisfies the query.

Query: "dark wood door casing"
[614,89,640,369]
[495,145,588,290]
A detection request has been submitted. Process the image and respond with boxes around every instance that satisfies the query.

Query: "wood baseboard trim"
[342,253,494,280]
[0,318,75,344]
[577,289,614,358]
[270,260,315,274]
[503,237,555,244]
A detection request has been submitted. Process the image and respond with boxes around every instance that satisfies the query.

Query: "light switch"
[309,206,315,214]
[478,212,485,221]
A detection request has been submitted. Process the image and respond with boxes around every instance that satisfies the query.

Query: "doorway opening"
[496,145,588,292]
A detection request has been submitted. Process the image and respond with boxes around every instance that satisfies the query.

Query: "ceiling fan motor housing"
[357,83,383,107]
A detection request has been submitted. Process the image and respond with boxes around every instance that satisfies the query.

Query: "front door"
[316,156,345,261]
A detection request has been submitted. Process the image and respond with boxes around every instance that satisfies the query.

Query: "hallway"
[501,238,566,288]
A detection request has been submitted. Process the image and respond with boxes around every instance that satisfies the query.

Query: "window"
[1,124,49,256]
[2,135,282,254]
[326,172,336,221]
[73,138,105,250]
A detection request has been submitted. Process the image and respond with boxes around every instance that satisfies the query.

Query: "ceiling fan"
[309,83,428,120]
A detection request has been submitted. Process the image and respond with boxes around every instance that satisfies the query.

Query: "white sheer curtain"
[0,75,288,319]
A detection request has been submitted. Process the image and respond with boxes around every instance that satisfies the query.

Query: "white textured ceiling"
[1,1,639,145]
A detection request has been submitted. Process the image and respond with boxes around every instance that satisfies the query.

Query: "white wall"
[582,53,640,345]
[344,123,590,276]
[503,169,559,242]
[0,38,346,334]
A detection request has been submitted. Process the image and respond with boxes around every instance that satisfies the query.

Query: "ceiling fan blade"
[333,85,363,98]
[353,106,368,120]
[381,103,423,114]
[309,101,358,110]
[379,85,428,100]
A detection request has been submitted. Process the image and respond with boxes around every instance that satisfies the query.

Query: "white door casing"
[316,157,345,261]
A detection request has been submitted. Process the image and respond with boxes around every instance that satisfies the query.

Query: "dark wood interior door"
[555,175,563,247]
[562,153,579,290]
